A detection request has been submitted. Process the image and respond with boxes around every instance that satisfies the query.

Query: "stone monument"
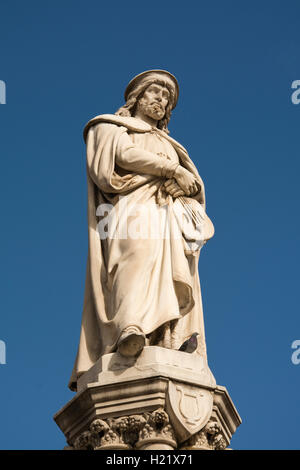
[54,70,241,450]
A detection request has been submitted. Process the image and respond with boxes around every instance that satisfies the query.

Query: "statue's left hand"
[164,179,186,198]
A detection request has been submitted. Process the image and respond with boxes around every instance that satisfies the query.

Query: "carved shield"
[166,380,213,443]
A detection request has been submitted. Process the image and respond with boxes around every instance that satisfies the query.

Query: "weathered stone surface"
[54,348,241,449]
[77,346,216,392]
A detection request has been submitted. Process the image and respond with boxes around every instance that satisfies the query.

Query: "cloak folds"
[69,114,214,391]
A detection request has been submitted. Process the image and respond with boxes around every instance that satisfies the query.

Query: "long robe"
[69,114,214,391]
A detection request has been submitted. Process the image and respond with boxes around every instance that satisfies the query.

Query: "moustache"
[150,101,164,110]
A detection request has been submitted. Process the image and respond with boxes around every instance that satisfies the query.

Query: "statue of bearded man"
[69,70,214,391]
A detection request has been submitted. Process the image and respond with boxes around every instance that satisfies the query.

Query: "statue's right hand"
[173,166,198,196]
[164,179,185,198]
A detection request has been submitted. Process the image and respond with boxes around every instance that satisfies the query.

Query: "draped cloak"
[68,114,214,391]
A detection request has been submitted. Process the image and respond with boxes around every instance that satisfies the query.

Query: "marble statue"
[69,70,215,391]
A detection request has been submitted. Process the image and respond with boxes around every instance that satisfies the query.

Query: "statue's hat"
[124,70,179,109]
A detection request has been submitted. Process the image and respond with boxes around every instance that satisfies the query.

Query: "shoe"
[117,326,145,357]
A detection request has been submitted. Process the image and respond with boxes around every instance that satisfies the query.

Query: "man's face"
[137,83,170,121]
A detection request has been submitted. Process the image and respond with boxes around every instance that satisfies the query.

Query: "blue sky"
[0,0,299,450]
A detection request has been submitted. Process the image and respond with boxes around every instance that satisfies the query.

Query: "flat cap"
[124,69,179,109]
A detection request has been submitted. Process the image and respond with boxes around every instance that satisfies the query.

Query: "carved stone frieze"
[181,420,227,450]
[73,418,129,450]
[72,409,176,450]
[137,408,177,449]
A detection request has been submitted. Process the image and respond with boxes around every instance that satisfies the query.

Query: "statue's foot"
[117,326,145,357]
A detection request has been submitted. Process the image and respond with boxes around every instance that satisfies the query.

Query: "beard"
[137,98,165,121]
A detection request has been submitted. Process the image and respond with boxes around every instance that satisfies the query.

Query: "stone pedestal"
[54,347,241,450]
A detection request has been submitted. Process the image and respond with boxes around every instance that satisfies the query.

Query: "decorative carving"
[166,380,213,443]
[113,415,146,447]
[73,409,176,450]
[186,430,209,449]
[89,419,110,448]
[73,430,94,450]
[181,420,227,450]
[73,418,128,450]
[137,408,177,449]
[65,395,236,450]
[205,422,227,450]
